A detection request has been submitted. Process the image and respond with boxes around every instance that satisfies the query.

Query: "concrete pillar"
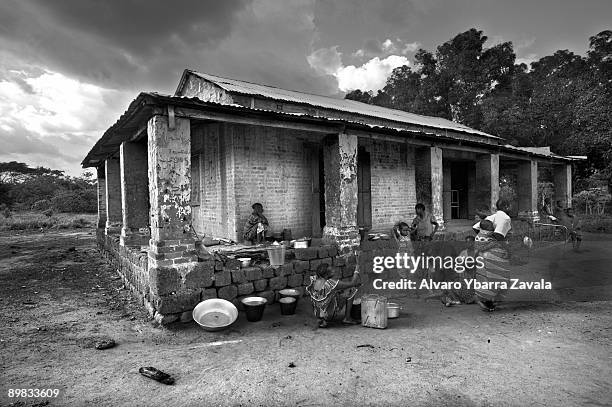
[554,164,572,208]
[147,115,205,320]
[120,141,150,247]
[96,166,106,229]
[147,115,196,257]
[415,147,444,229]
[105,157,122,234]
[517,160,539,221]
[443,161,452,221]
[475,153,500,212]
[322,133,360,254]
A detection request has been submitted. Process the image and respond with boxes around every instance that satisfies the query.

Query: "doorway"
[357,147,372,229]
[450,161,469,219]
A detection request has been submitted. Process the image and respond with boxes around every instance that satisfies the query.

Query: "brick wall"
[120,141,149,229]
[192,123,233,239]
[97,167,106,228]
[360,139,416,231]
[105,157,122,230]
[191,123,316,241]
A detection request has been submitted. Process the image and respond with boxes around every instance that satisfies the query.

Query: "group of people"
[251,197,579,326]
[306,200,515,328]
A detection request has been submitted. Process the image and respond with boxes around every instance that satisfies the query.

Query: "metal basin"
[192,299,238,331]
[387,303,401,319]
[279,288,300,300]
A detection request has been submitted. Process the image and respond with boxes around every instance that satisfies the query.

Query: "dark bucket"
[279,297,297,315]
[241,297,267,322]
[278,288,300,302]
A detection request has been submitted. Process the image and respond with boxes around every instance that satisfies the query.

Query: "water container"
[266,245,286,266]
[279,297,297,315]
[241,297,267,322]
[361,294,388,329]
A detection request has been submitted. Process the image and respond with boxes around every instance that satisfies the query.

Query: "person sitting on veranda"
[540,197,557,222]
[306,261,361,328]
[243,203,269,244]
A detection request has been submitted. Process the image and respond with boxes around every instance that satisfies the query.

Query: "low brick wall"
[96,229,151,309]
[96,229,354,324]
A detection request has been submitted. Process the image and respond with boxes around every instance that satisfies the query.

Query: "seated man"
[540,197,557,222]
[306,262,361,328]
[564,207,583,251]
[242,203,269,244]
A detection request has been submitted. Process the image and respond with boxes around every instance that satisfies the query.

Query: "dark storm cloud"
[0,124,74,162]
[0,0,252,90]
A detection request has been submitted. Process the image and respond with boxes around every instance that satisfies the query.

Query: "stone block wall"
[97,227,349,324]
[97,229,150,307]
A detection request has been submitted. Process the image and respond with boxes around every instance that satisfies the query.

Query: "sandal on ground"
[318,319,329,328]
[139,367,175,385]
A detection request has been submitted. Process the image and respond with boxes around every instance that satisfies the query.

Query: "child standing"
[393,222,414,279]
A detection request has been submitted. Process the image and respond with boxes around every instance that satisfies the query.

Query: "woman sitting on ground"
[243,203,269,244]
[306,260,362,328]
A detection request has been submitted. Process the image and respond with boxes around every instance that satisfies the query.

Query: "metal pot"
[192,299,238,331]
[387,303,401,319]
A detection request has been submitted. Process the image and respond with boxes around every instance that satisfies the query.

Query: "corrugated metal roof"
[185,70,499,140]
[82,92,577,167]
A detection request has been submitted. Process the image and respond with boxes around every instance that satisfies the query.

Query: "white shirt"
[472,210,512,238]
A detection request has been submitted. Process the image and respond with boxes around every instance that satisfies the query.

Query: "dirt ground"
[1,229,611,407]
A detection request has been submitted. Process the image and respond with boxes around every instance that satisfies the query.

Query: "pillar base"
[518,211,540,222]
[120,227,150,247]
[322,225,360,254]
[105,222,122,235]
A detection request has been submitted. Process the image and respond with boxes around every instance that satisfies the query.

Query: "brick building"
[82,70,577,323]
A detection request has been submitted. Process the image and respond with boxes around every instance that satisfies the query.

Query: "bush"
[0,212,97,230]
[50,189,97,213]
[579,214,612,233]
[31,199,51,211]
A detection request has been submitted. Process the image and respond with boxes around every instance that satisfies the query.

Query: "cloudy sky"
[0,0,610,176]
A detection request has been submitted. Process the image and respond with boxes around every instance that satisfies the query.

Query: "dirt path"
[1,229,611,406]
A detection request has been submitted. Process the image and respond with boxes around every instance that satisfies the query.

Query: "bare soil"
[1,229,611,406]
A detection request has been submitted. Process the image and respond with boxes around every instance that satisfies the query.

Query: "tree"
[0,161,97,212]
[345,89,374,104]
[345,28,612,189]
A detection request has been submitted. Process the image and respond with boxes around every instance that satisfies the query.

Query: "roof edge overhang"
[82,93,579,168]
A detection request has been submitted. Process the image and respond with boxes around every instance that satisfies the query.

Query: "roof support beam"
[165,106,344,134]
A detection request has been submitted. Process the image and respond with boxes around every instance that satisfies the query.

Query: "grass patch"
[0,211,97,231]
[578,214,612,234]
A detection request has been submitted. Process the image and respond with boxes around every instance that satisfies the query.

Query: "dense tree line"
[346,29,612,190]
[0,161,97,213]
